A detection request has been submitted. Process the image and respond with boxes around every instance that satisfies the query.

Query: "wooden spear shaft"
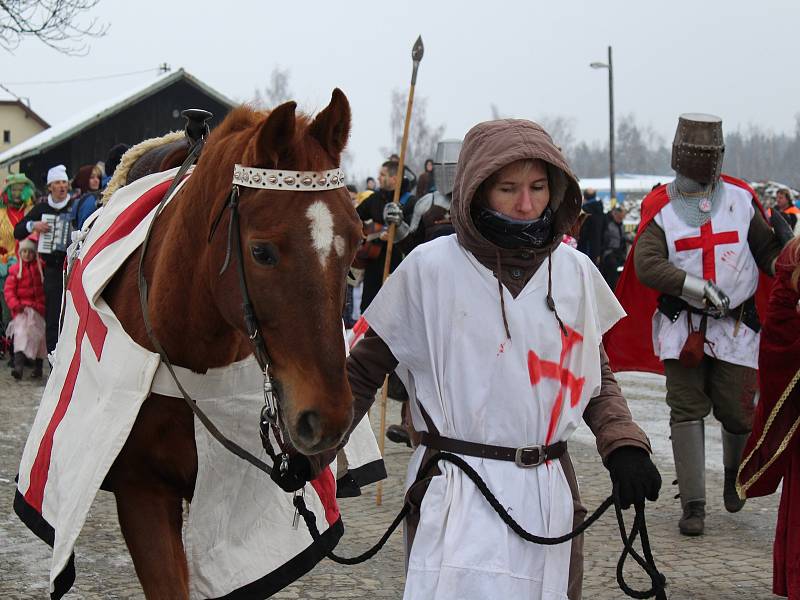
[376,35,424,507]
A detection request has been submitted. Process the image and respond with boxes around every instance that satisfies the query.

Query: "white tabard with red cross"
[652,180,760,368]
[364,235,625,600]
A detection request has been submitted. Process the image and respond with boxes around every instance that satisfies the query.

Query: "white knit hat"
[46,164,69,185]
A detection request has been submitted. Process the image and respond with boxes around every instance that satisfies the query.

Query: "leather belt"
[419,432,567,468]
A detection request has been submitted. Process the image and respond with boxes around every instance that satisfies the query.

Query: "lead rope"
[137,143,278,476]
[294,451,667,599]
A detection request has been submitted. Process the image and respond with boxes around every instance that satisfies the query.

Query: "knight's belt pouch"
[679,313,707,368]
[419,431,567,468]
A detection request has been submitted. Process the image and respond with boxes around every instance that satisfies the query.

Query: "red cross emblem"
[528,325,585,446]
[674,221,739,282]
[24,178,177,512]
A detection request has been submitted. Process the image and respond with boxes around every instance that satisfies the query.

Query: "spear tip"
[412,35,424,61]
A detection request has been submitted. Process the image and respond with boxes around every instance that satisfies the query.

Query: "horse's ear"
[308,88,351,163]
[247,101,297,166]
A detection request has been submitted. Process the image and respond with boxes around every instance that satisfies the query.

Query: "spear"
[376,35,424,507]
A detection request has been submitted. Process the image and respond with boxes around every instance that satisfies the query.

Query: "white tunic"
[364,236,624,600]
[652,181,761,368]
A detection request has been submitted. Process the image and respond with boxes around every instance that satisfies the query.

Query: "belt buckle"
[514,445,545,468]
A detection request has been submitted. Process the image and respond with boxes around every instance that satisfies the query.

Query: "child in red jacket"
[4,237,46,379]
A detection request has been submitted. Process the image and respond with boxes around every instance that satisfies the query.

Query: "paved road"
[0,367,782,599]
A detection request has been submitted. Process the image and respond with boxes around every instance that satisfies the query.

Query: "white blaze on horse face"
[307,200,337,268]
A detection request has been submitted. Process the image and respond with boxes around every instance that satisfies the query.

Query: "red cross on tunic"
[23,178,176,512]
[673,221,739,282]
[528,325,585,446]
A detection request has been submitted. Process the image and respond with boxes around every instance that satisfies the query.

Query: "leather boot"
[11,351,24,380]
[31,359,43,379]
[680,501,706,536]
[722,428,749,513]
[671,420,706,536]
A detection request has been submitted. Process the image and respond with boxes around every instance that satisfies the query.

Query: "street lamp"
[590,46,615,204]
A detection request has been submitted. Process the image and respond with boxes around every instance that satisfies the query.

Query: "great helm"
[671,113,725,185]
[432,138,462,196]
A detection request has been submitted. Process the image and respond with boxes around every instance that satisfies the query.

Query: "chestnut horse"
[101,90,361,599]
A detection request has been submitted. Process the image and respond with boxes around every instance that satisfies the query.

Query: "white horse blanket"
[14,167,383,599]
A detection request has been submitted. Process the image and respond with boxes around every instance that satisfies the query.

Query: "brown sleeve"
[346,328,399,431]
[633,221,685,296]
[583,344,651,462]
[748,200,781,276]
[307,329,399,477]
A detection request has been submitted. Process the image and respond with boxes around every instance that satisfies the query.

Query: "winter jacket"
[577,199,606,265]
[4,260,45,317]
[71,191,100,230]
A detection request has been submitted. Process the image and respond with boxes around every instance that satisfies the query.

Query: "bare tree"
[381,88,445,175]
[1,0,107,55]
[252,66,293,109]
[537,115,577,157]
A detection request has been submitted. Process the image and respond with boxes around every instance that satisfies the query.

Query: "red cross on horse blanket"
[605,175,773,373]
[14,168,382,599]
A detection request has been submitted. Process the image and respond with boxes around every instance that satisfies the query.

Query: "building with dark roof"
[0,68,235,188]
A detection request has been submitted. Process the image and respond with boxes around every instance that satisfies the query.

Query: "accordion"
[37,213,73,255]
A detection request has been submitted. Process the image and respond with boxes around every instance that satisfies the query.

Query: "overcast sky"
[2,0,797,183]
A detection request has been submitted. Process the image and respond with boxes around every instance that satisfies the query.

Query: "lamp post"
[590,46,615,204]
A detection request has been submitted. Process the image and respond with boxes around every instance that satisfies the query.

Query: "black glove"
[270,453,313,493]
[606,446,661,509]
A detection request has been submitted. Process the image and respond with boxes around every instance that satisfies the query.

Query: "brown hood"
[451,119,582,294]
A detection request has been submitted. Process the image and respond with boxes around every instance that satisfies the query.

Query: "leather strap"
[419,431,566,468]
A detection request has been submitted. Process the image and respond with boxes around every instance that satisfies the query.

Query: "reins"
[294,451,668,600]
[136,137,279,476]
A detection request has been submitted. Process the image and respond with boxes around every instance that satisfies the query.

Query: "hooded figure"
[347,119,660,600]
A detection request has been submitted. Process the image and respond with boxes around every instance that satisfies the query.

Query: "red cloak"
[737,242,800,598]
[604,175,773,374]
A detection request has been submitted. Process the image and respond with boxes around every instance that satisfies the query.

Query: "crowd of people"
[4,110,800,599]
[0,142,129,379]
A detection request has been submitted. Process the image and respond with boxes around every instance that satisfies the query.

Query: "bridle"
[137,136,347,477]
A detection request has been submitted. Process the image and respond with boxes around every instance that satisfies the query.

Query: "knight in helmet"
[383,139,462,253]
[608,113,788,537]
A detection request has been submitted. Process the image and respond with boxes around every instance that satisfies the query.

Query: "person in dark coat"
[355,160,415,312]
[577,188,606,266]
[600,206,628,289]
[415,158,435,198]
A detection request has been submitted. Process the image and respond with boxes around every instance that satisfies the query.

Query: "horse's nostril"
[296,410,322,445]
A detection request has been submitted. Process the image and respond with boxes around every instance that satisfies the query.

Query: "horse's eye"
[251,243,279,266]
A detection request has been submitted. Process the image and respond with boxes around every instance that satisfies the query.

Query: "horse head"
[201,89,361,455]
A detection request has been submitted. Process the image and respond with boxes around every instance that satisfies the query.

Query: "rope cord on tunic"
[294,451,667,600]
